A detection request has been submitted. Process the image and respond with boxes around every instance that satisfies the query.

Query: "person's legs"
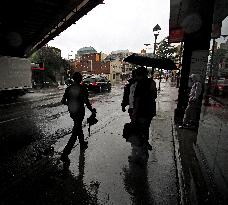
[144,118,152,150]
[61,132,77,160]
[128,108,133,121]
[61,111,86,161]
[182,100,200,129]
[183,103,192,125]
[135,117,152,150]
[72,111,88,149]
[76,119,88,149]
[144,117,152,141]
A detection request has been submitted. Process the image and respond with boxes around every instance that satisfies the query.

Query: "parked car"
[212,78,228,97]
[82,76,111,93]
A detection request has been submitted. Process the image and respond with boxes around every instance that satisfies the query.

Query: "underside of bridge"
[0,0,103,57]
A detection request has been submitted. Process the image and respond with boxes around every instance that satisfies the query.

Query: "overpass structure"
[0,0,103,57]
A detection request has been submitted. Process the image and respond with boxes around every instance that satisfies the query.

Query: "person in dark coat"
[61,72,96,163]
[121,69,137,120]
[133,67,157,150]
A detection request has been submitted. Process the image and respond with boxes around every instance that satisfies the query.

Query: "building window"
[113,74,116,79]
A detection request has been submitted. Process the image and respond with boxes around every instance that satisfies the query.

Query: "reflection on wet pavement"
[123,149,154,205]
[0,156,100,205]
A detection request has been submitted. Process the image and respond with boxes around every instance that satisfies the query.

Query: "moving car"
[82,76,111,93]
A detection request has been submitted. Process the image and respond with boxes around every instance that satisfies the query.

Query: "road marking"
[0,117,21,124]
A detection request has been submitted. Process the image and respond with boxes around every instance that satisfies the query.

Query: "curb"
[210,96,228,106]
[172,121,186,205]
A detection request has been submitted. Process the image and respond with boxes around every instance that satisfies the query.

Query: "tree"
[30,46,70,83]
[156,37,178,62]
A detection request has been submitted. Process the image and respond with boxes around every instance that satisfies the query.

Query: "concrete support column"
[174,0,216,123]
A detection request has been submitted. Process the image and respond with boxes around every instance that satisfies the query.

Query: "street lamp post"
[153,24,161,90]
[153,33,159,56]
[153,24,161,56]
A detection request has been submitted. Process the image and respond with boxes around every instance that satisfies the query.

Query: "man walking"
[61,72,96,163]
[121,69,137,120]
[133,67,157,150]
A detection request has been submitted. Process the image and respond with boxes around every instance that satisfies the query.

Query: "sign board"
[169,0,228,43]
[189,50,209,81]
[169,28,184,43]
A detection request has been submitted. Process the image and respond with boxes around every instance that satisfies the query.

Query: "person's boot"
[146,142,152,151]
[80,141,88,150]
[179,123,189,129]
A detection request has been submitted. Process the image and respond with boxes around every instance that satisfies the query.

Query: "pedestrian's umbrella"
[123,53,177,70]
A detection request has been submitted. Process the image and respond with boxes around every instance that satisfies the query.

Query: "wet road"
[0,83,179,205]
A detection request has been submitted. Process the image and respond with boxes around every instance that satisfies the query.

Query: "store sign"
[169,0,228,42]
[190,50,209,81]
[169,28,184,43]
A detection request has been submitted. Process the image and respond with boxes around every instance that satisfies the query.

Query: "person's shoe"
[178,123,189,129]
[80,141,88,150]
[146,142,152,151]
[179,123,198,130]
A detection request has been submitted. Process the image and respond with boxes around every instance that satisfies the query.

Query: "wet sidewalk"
[2,81,227,204]
[0,82,180,205]
[51,82,179,204]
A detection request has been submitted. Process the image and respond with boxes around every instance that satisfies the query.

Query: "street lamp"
[153,24,161,90]
[153,24,161,56]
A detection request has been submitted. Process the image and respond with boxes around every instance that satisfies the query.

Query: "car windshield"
[217,80,224,83]
[83,77,107,82]
[83,78,96,83]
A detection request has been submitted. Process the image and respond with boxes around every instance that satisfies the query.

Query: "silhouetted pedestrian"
[61,72,96,163]
[121,69,137,120]
[133,67,157,150]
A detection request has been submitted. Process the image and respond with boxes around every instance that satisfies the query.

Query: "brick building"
[71,53,110,75]
[71,49,134,83]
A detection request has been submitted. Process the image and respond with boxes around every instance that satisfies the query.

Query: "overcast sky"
[48,0,170,59]
[49,0,228,59]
